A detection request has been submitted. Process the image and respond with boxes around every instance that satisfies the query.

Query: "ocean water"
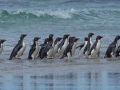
[0,0,120,89]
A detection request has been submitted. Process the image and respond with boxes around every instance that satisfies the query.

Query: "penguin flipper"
[58,41,64,50]
[112,46,116,55]
[86,43,91,51]
[9,44,22,60]
[76,44,84,49]
[28,46,36,59]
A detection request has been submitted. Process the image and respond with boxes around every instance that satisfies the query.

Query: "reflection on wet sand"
[0,72,120,90]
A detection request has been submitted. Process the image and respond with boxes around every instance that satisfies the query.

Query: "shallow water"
[0,56,120,90]
[0,0,120,89]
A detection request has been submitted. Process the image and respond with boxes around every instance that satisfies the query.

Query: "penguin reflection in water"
[88,35,103,58]
[9,34,27,60]
[28,37,40,60]
[105,35,120,58]
[0,39,6,54]
[60,36,76,60]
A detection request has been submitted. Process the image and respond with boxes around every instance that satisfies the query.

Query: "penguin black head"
[49,34,54,38]
[74,38,80,42]
[20,34,27,40]
[96,35,103,40]
[63,34,70,39]
[54,37,62,45]
[56,37,62,41]
[34,37,41,41]
[69,36,75,43]
[85,37,88,41]
[88,33,94,38]
[44,38,49,44]
[0,39,6,44]
[115,35,120,41]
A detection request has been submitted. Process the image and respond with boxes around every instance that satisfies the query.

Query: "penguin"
[72,37,80,55]
[58,34,70,55]
[0,39,6,54]
[28,37,40,60]
[41,34,54,59]
[38,38,48,59]
[9,34,27,60]
[104,35,120,58]
[116,45,120,57]
[88,35,103,58]
[84,33,94,55]
[53,37,62,57]
[77,37,88,57]
[60,36,75,59]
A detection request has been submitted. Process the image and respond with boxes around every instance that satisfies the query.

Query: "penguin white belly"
[47,47,54,58]
[79,41,87,56]
[89,41,101,58]
[58,39,68,55]
[115,43,118,52]
[110,43,118,57]
[90,38,93,48]
[32,46,39,60]
[0,44,3,54]
[67,52,71,60]
[54,43,59,54]
[16,42,26,58]
[53,43,58,57]
[72,43,76,55]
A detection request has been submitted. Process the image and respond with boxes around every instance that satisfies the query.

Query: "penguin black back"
[9,34,27,60]
[39,34,54,59]
[58,34,70,50]
[60,36,75,59]
[84,33,94,54]
[116,45,120,57]
[28,37,40,60]
[48,34,54,46]
[38,38,48,59]
[105,35,120,58]
[88,35,103,58]
[0,39,6,48]
[54,37,62,46]
[0,39,6,54]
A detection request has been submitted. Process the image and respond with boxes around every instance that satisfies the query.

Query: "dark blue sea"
[0,0,120,90]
